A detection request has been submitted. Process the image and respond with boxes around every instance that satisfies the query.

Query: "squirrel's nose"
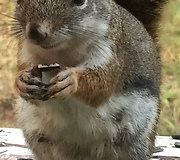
[28,23,47,43]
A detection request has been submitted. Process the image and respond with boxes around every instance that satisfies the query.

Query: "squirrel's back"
[115,0,168,39]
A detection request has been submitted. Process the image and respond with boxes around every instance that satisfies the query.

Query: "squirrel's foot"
[45,68,78,100]
[15,69,48,101]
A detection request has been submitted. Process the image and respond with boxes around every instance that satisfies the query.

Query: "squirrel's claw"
[45,69,78,99]
[15,70,48,101]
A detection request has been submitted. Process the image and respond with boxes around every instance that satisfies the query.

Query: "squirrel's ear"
[73,0,86,6]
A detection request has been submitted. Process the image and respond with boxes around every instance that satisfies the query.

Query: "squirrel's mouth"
[40,43,61,50]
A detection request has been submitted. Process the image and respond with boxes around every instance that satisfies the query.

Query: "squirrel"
[13,0,165,160]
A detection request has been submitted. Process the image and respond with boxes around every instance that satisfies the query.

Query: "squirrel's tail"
[114,0,168,40]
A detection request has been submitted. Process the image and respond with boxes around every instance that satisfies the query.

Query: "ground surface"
[0,0,179,134]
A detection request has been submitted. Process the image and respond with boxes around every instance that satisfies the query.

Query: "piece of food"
[31,63,61,78]
[37,63,60,72]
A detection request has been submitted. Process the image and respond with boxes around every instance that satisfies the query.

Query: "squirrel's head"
[14,0,113,50]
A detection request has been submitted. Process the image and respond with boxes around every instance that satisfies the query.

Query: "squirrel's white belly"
[16,96,114,145]
[16,90,158,144]
[15,91,158,159]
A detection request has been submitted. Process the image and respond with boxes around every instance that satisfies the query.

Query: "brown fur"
[75,57,122,107]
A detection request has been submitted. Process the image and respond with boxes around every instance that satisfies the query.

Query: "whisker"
[57,29,71,38]
[10,28,22,32]
[64,28,106,44]
[10,30,22,35]
[60,26,112,56]
[62,25,108,42]
[0,27,23,37]
[74,25,105,37]
[6,36,26,51]
[11,23,22,27]
[0,13,21,21]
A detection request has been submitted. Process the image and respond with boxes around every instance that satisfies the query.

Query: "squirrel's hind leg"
[113,130,153,160]
[110,91,159,160]
[23,132,54,160]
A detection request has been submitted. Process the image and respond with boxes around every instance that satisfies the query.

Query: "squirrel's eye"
[73,0,86,6]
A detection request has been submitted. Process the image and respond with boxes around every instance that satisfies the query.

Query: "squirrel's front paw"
[15,69,47,101]
[45,69,78,99]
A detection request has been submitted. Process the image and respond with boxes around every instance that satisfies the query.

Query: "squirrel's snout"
[27,23,48,44]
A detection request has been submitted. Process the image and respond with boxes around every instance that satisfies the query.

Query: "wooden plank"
[0,128,179,160]
[0,128,32,160]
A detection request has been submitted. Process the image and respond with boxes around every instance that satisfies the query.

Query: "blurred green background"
[0,0,179,135]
